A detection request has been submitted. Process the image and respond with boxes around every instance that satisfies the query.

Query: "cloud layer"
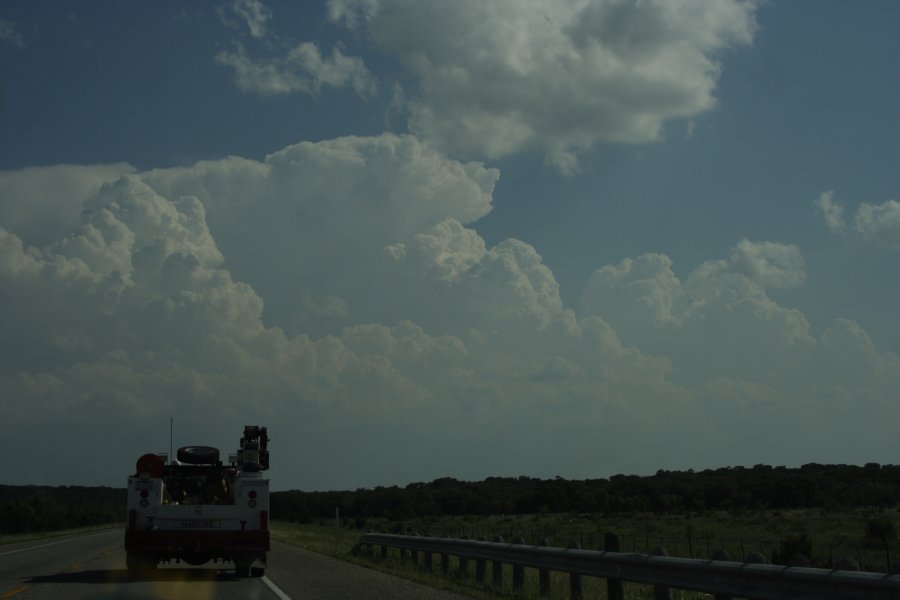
[329,0,758,170]
[1,136,897,489]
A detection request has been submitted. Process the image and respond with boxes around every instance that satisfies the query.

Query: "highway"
[0,528,474,599]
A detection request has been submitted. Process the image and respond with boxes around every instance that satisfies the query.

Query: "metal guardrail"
[358,533,900,600]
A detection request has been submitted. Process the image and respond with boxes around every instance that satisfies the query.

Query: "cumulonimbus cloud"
[1,135,897,488]
[329,0,758,171]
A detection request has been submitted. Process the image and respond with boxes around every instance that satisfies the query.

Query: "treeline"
[0,485,126,534]
[272,463,900,523]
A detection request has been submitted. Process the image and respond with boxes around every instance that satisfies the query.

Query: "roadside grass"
[0,522,123,546]
[272,508,899,599]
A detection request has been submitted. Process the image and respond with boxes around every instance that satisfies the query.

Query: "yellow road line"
[0,586,29,599]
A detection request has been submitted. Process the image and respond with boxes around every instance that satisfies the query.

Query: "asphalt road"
[0,528,475,599]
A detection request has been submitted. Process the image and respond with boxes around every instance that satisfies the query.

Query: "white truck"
[125,425,270,577]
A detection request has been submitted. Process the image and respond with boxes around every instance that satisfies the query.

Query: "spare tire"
[177,446,220,465]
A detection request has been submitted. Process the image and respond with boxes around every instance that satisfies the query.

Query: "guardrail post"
[604,533,623,600]
[380,543,388,560]
[410,532,420,567]
[651,546,670,600]
[711,550,732,600]
[459,535,470,579]
[568,541,583,600]
[441,534,450,574]
[476,536,487,584]
[424,549,433,572]
[492,536,504,588]
[539,537,551,596]
[512,536,526,592]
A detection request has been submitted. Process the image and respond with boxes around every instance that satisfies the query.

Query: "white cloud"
[223,0,273,39]
[216,42,376,97]
[814,190,846,233]
[582,240,816,384]
[329,0,758,170]
[0,18,25,48]
[854,199,900,249]
[816,191,900,250]
[725,239,805,289]
[215,0,375,98]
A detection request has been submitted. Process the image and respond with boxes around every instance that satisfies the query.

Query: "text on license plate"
[175,519,222,529]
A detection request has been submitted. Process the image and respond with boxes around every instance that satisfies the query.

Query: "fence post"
[568,541,583,600]
[492,536,504,588]
[539,537,551,596]
[605,533,623,600]
[512,536,526,592]
[651,546,670,600]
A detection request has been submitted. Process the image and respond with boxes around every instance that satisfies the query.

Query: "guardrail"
[356,532,900,600]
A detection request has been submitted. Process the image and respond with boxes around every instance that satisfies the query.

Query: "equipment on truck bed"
[125,425,270,577]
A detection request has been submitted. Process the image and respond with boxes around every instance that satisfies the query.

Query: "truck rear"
[125,425,270,577]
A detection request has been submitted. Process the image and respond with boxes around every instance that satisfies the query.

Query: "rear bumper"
[125,529,270,559]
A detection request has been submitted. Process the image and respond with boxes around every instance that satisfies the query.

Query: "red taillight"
[249,490,257,499]
[260,510,268,530]
[140,490,149,498]
[129,509,136,531]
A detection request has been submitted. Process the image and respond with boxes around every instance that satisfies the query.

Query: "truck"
[125,425,270,577]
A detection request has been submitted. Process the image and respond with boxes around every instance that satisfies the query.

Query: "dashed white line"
[262,575,293,600]
[0,530,116,556]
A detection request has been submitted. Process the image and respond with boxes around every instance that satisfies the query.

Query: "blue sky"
[1,1,898,490]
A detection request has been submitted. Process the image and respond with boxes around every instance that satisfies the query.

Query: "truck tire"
[176,445,220,465]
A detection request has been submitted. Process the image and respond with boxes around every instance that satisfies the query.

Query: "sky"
[0,0,898,491]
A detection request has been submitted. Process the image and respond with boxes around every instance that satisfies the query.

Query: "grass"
[272,508,900,599]
[0,522,123,546]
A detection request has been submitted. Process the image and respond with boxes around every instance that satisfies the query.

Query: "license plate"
[174,519,221,529]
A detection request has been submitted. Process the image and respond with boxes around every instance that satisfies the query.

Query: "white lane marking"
[0,530,116,556]
[262,576,293,600]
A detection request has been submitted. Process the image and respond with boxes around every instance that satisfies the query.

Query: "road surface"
[0,528,474,599]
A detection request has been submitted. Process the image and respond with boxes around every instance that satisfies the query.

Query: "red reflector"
[260,510,268,530]
[129,509,136,531]
[140,489,149,498]
[249,490,257,499]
